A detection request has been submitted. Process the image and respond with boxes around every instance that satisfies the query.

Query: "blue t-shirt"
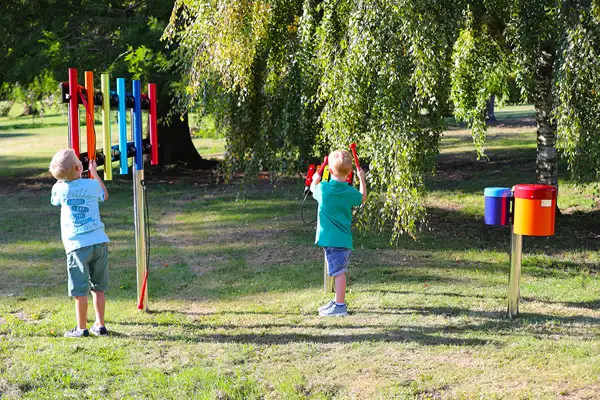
[313,179,363,249]
[51,178,109,254]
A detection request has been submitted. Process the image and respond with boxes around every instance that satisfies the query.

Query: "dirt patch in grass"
[12,311,39,324]
[558,384,600,399]
[191,263,219,276]
[0,176,55,195]
[373,251,425,268]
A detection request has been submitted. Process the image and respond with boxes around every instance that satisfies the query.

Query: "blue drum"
[484,187,512,226]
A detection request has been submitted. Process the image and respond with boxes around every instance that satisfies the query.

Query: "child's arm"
[310,172,321,194]
[357,168,367,203]
[50,183,60,206]
[88,160,109,201]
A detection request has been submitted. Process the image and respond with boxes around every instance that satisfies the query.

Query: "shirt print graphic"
[65,187,100,235]
[67,198,92,227]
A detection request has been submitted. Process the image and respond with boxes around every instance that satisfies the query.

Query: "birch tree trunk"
[533,44,558,188]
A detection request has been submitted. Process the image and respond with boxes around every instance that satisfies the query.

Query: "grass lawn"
[1,105,600,399]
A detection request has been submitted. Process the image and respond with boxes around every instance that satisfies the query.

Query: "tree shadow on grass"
[0,132,35,139]
[383,205,600,256]
[2,179,598,306]
[430,147,537,194]
[126,330,492,346]
[0,122,65,131]
[0,155,57,179]
[104,302,599,346]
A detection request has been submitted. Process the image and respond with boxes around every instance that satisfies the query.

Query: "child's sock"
[77,327,87,333]
[335,302,345,306]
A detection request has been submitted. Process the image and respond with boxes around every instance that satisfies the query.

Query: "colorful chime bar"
[85,71,96,162]
[132,80,143,171]
[148,83,158,166]
[117,78,128,175]
[63,68,159,312]
[68,69,79,156]
[100,74,112,180]
[64,68,158,174]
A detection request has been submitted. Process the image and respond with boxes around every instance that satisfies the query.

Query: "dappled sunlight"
[2,105,600,398]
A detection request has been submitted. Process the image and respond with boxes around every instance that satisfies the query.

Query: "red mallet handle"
[349,143,361,169]
[137,269,148,310]
[317,156,328,175]
[305,164,316,187]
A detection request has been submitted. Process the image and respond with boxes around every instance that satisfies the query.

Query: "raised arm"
[357,168,367,203]
[88,160,109,201]
[310,172,322,194]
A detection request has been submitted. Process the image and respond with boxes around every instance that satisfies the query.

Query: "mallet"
[317,156,329,176]
[137,269,148,310]
[349,143,361,169]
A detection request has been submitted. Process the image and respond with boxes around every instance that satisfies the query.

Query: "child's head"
[328,149,353,177]
[49,149,82,181]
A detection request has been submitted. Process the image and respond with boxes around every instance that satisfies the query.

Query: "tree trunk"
[533,44,558,189]
[486,94,496,123]
[155,84,218,170]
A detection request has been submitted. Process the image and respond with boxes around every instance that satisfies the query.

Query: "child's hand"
[89,160,98,178]
[312,173,321,185]
[357,168,367,181]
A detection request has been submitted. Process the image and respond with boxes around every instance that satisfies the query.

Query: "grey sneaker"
[64,327,89,338]
[318,300,336,312]
[319,304,348,317]
[90,325,108,336]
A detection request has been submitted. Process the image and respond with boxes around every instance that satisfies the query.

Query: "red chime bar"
[68,68,80,156]
[148,83,159,165]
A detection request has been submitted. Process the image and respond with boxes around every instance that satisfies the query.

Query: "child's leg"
[91,291,105,326]
[89,244,109,327]
[335,273,346,304]
[74,296,88,329]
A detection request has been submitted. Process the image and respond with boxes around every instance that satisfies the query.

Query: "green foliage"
[10,70,59,112]
[0,1,176,94]
[450,9,510,158]
[165,0,600,237]
[554,6,600,181]
[0,102,13,117]
[165,0,314,182]
[190,114,224,139]
[165,0,461,240]
[505,0,560,101]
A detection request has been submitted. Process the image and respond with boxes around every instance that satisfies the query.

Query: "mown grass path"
[1,106,600,399]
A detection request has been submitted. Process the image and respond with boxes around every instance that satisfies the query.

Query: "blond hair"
[328,149,353,177]
[49,149,81,181]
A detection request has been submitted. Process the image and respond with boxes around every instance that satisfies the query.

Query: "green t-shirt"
[313,179,363,249]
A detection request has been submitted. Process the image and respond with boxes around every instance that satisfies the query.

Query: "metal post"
[132,80,148,311]
[508,224,523,318]
[324,258,335,293]
[133,165,148,311]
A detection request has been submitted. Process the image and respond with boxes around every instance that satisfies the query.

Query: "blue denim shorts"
[324,247,351,277]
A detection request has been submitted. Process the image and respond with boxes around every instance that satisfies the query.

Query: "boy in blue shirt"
[50,149,110,337]
[311,149,367,316]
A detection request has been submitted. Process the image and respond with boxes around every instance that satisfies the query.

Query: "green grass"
[1,105,600,399]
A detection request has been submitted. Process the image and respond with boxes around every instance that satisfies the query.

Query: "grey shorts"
[67,243,109,296]
[324,247,351,277]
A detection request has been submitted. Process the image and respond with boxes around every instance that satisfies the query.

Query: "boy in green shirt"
[311,149,367,316]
